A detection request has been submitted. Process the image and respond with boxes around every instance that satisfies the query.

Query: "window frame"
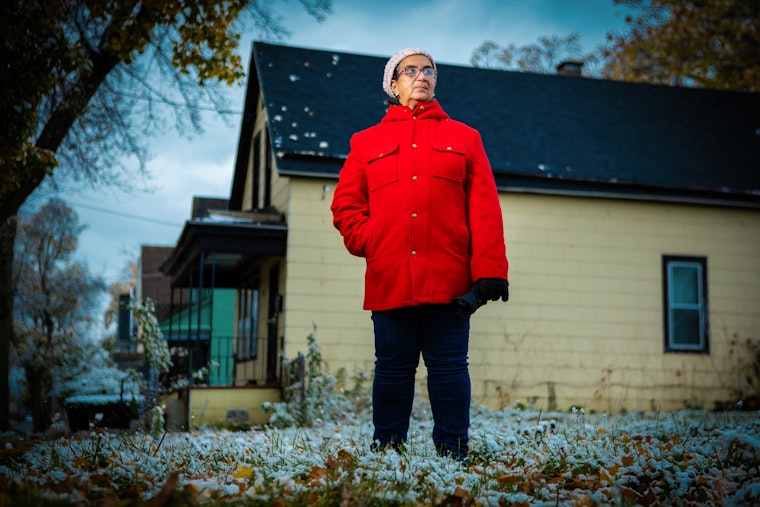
[237,287,259,361]
[662,255,709,353]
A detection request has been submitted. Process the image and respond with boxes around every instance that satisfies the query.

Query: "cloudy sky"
[52,0,634,285]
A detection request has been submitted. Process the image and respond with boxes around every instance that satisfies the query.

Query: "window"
[662,256,708,353]
[237,288,259,360]
[252,132,261,209]
[264,129,272,208]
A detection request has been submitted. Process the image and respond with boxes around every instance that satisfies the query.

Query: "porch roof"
[160,217,287,288]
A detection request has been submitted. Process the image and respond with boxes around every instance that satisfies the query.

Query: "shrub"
[264,324,371,428]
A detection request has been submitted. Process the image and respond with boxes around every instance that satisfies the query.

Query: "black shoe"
[370,441,402,454]
[436,444,468,466]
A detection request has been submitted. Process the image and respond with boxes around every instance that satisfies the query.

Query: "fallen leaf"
[435,494,463,507]
[307,464,326,486]
[497,474,522,488]
[233,464,253,480]
[145,472,178,507]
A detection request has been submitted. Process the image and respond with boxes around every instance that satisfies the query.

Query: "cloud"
[68,113,236,281]
[276,0,630,66]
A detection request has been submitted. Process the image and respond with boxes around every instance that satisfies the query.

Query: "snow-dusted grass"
[1,405,759,506]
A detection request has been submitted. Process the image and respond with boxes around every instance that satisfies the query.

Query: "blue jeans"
[371,304,471,459]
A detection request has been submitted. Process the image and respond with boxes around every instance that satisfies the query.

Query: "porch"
[159,209,287,389]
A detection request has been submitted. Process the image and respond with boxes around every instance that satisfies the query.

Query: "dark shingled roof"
[231,41,760,208]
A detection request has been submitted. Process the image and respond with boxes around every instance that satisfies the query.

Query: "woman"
[330,48,509,462]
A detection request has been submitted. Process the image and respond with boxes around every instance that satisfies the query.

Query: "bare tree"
[13,199,106,432]
[471,34,600,76]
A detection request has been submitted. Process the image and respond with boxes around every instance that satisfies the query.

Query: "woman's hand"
[474,278,509,302]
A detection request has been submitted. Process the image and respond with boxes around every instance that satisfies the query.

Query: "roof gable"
[235,41,760,207]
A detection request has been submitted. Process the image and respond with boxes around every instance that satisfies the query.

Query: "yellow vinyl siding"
[270,165,290,213]
[281,178,760,413]
[187,386,281,427]
[284,179,372,370]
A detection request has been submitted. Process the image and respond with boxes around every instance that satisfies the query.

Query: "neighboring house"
[160,42,760,414]
[113,244,176,374]
[138,245,176,323]
[158,287,236,387]
[136,200,233,386]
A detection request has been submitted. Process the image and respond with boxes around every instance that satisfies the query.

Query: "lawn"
[1,403,759,506]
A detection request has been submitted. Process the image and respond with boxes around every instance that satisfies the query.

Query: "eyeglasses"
[396,66,437,79]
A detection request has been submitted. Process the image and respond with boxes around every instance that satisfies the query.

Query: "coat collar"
[382,99,449,122]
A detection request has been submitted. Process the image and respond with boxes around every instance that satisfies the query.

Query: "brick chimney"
[556,60,584,76]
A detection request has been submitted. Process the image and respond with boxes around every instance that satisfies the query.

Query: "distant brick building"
[138,245,175,323]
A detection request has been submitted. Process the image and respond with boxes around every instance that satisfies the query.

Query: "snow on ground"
[1,405,759,505]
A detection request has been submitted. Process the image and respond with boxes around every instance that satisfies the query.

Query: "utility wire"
[68,200,182,228]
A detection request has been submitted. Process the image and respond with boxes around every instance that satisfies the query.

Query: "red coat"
[331,100,508,310]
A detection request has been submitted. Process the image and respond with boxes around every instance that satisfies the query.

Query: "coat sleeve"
[331,135,372,258]
[466,130,509,281]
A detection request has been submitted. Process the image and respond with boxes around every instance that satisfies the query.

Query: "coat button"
[411,213,417,218]
[412,175,418,180]
[412,143,417,148]
[411,250,417,256]
[447,146,452,151]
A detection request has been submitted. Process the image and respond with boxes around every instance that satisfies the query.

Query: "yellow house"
[161,42,760,417]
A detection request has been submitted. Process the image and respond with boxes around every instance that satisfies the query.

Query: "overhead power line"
[68,200,182,228]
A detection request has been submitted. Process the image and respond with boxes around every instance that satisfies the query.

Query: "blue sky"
[58,0,634,294]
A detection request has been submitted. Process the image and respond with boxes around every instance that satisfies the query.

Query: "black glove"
[452,279,509,316]
[475,278,509,302]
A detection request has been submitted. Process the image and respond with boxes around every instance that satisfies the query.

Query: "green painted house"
[158,286,236,386]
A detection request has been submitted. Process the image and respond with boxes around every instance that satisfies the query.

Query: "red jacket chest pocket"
[366,143,399,192]
[431,141,467,184]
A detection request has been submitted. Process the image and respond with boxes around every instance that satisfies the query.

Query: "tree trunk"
[26,365,51,433]
[0,218,16,431]
[1,168,51,432]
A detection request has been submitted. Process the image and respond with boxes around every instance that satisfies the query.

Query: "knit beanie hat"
[383,48,436,98]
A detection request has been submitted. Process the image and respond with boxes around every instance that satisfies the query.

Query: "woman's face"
[391,54,436,109]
